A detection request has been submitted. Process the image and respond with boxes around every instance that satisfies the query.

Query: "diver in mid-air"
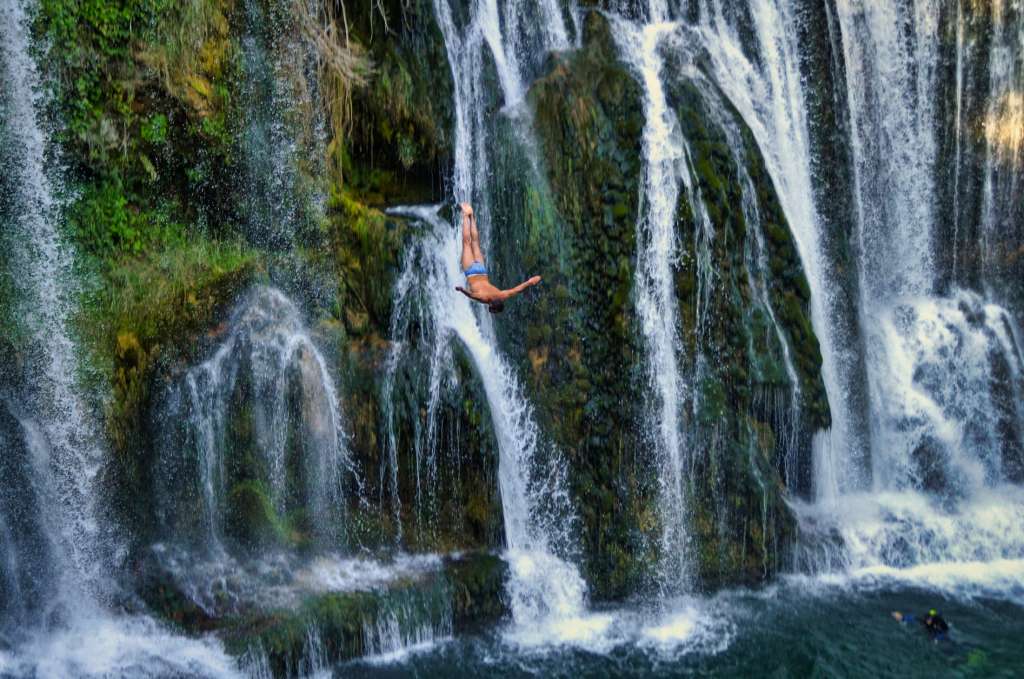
[454,203,541,314]
[892,609,950,641]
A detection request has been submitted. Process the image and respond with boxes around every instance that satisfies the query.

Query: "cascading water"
[0,1,241,675]
[663,0,1024,583]
[610,16,694,593]
[386,206,586,626]
[405,0,588,629]
[803,0,1024,576]
[0,0,107,612]
[590,0,1024,594]
[978,0,1023,295]
[686,0,873,494]
[431,0,569,236]
[154,286,352,553]
[359,587,453,660]
[611,0,813,595]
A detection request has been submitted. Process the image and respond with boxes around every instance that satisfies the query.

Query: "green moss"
[225,480,293,550]
[68,178,186,260]
[38,0,235,168]
[323,189,405,336]
[342,0,453,205]
[525,10,653,598]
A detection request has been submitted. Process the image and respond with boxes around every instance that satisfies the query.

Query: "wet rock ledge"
[136,550,509,675]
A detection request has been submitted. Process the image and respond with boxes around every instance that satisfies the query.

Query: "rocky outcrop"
[505,12,830,593]
[30,0,834,607]
[135,548,508,674]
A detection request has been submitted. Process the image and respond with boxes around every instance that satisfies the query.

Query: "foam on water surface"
[497,595,736,660]
[0,615,240,679]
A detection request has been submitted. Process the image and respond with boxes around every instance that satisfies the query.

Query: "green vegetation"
[20,0,836,613]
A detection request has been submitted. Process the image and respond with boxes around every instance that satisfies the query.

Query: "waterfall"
[431,0,568,235]
[611,17,694,592]
[0,0,107,618]
[691,72,804,495]
[359,590,452,660]
[0,411,61,632]
[593,0,1024,583]
[688,0,873,494]
[833,0,946,488]
[155,286,352,553]
[387,206,585,625]
[979,0,1024,286]
[610,0,814,591]
[837,0,941,303]
[833,1,1024,508]
[405,0,587,627]
[0,2,244,674]
[681,0,1024,577]
[238,0,324,250]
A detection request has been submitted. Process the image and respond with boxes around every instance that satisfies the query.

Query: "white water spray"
[387,206,586,626]
[156,286,352,551]
[611,17,694,591]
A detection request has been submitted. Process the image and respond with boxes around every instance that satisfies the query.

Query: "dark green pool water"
[338,578,1024,678]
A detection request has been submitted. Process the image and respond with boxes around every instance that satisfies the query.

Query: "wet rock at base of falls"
[133,547,509,675]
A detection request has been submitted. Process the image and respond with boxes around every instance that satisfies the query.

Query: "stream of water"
[1,0,1022,675]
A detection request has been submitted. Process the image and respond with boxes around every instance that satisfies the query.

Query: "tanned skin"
[454,203,541,313]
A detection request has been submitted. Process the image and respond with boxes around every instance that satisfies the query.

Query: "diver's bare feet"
[460,202,473,216]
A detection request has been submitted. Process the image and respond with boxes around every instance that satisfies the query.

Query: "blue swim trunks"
[464,261,487,278]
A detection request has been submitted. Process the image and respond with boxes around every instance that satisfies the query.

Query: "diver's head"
[488,301,505,314]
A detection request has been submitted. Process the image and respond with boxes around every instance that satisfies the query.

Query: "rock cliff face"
[18,0,827,629]
[503,12,828,594]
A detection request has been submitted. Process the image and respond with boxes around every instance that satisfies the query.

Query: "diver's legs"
[461,212,475,271]
[470,214,485,264]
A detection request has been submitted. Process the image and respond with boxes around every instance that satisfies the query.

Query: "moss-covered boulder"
[136,548,508,676]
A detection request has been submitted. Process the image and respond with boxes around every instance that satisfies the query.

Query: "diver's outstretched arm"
[498,275,542,301]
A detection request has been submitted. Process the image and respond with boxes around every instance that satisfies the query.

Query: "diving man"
[454,203,541,314]
[892,609,950,641]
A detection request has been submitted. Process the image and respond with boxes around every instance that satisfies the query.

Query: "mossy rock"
[138,549,508,676]
[225,480,295,551]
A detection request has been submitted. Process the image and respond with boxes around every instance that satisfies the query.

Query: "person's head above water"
[487,301,504,314]
[929,609,938,617]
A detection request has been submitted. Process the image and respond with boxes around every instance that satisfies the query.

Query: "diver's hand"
[527,275,541,286]
[455,286,476,301]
